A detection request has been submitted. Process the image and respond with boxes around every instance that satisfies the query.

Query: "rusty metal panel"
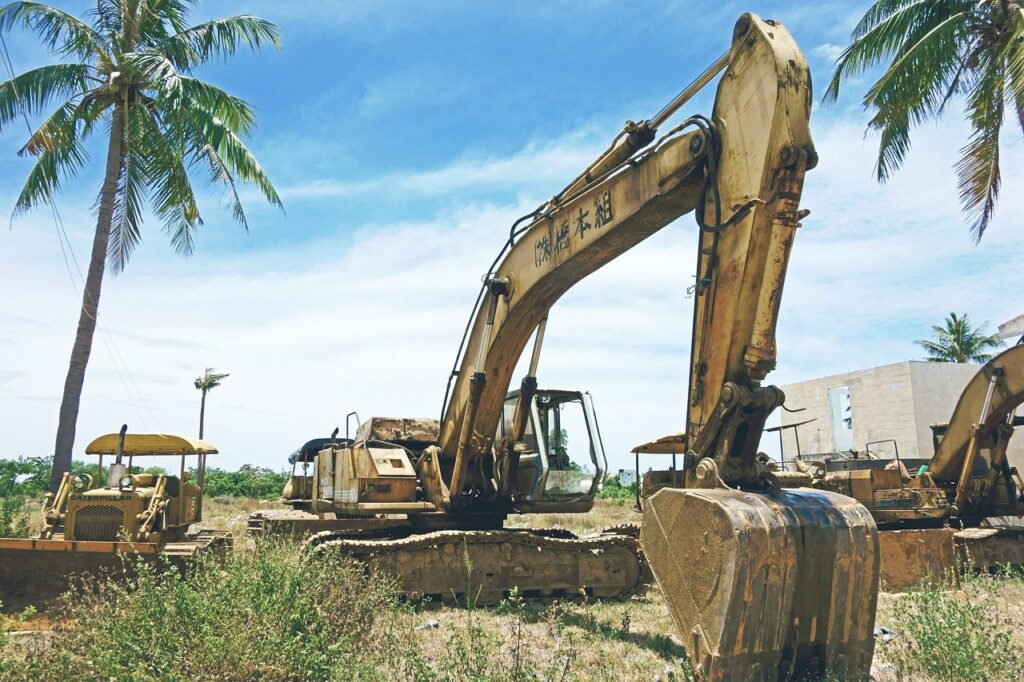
[0,537,160,554]
[877,528,957,592]
[641,487,878,681]
[955,527,1024,570]
[849,470,874,504]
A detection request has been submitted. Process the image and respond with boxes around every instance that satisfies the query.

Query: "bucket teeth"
[641,487,879,681]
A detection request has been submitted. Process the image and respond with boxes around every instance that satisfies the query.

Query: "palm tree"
[824,0,1024,241]
[194,368,228,439]
[0,1,282,491]
[915,312,1004,362]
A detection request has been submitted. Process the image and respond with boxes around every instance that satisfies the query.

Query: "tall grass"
[1,543,421,680]
[0,541,585,681]
[882,570,1024,681]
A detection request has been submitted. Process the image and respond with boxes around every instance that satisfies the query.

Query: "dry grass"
[7,496,1024,680]
[504,498,639,537]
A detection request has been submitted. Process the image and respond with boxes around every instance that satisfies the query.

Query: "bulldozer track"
[306,528,644,604]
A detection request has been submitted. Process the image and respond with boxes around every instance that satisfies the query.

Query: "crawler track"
[305,528,643,604]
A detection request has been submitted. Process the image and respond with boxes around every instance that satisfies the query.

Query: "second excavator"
[300,13,878,680]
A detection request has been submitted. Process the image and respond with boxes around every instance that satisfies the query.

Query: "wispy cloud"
[3,80,1022,471]
[812,43,845,62]
[358,67,474,117]
[275,131,603,201]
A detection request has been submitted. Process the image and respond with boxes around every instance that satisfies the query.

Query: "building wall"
[780,361,917,459]
[906,361,979,455]
[780,361,1024,470]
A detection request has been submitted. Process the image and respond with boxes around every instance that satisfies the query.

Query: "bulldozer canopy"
[85,433,218,456]
[632,432,687,454]
[288,437,353,464]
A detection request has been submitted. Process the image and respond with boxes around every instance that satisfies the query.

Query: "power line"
[1,31,156,430]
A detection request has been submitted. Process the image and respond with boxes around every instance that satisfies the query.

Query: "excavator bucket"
[641,487,879,680]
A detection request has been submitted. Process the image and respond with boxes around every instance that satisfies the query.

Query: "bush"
[0,457,51,497]
[0,542,587,681]
[0,458,285,501]
[200,465,289,499]
[0,543,421,681]
[0,495,31,538]
[597,474,636,500]
[883,572,1024,681]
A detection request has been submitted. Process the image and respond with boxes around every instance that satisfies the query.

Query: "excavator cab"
[498,388,606,512]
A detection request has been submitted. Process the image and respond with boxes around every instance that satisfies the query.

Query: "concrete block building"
[779,360,1024,469]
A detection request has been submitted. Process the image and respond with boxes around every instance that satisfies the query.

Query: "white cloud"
[275,130,604,201]
[812,43,845,62]
[357,68,473,117]
[2,107,1023,477]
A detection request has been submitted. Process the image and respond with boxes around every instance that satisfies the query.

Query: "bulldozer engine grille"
[74,505,126,541]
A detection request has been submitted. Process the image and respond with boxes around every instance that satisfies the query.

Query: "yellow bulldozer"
[0,426,231,610]
[290,13,879,680]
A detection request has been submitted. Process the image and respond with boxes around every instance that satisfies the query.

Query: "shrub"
[0,496,31,538]
[597,474,636,500]
[1,543,422,681]
[200,465,289,499]
[883,572,1024,681]
[0,458,285,501]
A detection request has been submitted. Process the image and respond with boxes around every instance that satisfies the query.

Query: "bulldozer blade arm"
[641,487,879,680]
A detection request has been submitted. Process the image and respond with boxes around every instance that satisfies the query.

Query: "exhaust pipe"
[107,424,128,488]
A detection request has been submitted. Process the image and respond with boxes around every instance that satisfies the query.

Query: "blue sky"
[1,1,1022,472]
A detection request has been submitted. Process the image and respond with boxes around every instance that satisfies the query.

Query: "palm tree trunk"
[198,388,207,439]
[49,101,126,493]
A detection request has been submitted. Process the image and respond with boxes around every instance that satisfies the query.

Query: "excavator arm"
[926,343,1024,516]
[434,14,815,500]
[419,14,879,680]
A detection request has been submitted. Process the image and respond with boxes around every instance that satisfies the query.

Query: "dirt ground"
[201,497,1024,680]
[6,496,1024,680]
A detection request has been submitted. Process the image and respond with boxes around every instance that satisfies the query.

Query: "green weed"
[882,572,1024,681]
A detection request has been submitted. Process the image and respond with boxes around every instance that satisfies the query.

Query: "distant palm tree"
[194,368,228,439]
[824,0,1024,241]
[0,1,282,491]
[915,312,1004,363]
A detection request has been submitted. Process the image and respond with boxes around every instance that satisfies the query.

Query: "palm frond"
[867,105,914,180]
[862,8,971,116]
[18,92,85,155]
[164,15,281,69]
[0,62,93,130]
[0,1,106,60]
[136,100,203,256]
[853,0,925,37]
[825,0,969,102]
[133,0,189,51]
[106,106,146,272]
[177,75,255,135]
[11,98,89,216]
[1000,7,1024,135]
[914,338,956,361]
[89,0,121,41]
[179,101,282,212]
[955,53,1004,242]
[120,50,182,97]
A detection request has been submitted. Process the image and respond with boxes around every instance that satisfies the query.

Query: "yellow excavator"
[0,427,231,610]
[296,13,878,679]
[800,342,1024,589]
